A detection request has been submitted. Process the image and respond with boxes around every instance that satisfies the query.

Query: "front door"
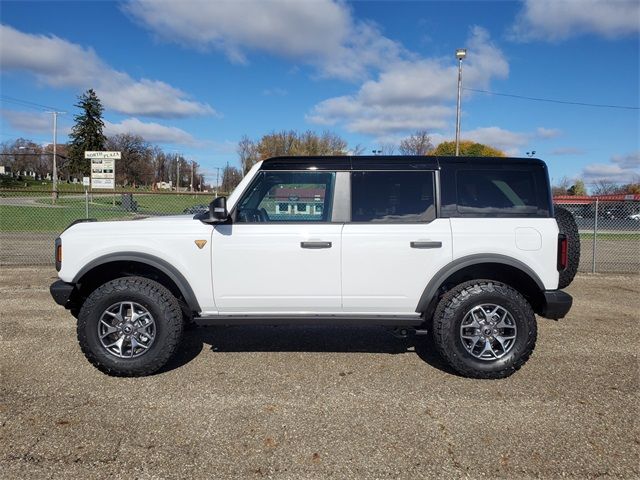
[211,170,342,313]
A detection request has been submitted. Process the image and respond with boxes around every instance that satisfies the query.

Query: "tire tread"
[432,280,537,379]
[77,276,183,377]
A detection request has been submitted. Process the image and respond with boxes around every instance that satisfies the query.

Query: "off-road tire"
[77,276,183,377]
[554,206,580,288]
[432,280,537,379]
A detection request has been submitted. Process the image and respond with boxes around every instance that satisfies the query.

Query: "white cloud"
[611,151,640,170]
[307,27,508,136]
[535,127,561,139]
[0,109,56,135]
[124,0,407,81]
[463,127,530,155]
[582,151,640,182]
[104,118,198,146]
[550,147,585,156]
[0,24,215,118]
[510,0,640,41]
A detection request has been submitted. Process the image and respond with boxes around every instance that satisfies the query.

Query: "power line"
[0,95,63,111]
[463,88,639,110]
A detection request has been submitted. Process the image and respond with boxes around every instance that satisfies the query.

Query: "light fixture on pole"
[454,48,467,157]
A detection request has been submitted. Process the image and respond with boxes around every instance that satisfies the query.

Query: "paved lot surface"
[1,267,638,479]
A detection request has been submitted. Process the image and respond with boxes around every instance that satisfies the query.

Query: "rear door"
[211,170,343,313]
[341,170,453,313]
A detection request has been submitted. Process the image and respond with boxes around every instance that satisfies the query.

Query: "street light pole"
[455,48,467,157]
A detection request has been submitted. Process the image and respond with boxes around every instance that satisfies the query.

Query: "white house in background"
[0,165,6,175]
[156,181,172,190]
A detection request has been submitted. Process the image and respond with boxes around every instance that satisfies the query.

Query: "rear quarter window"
[441,165,551,218]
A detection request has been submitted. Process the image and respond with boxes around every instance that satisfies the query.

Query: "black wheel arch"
[416,254,546,318]
[72,253,201,315]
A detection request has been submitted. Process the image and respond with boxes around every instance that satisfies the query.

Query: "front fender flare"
[72,252,201,313]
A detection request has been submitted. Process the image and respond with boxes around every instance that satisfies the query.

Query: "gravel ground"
[1,267,638,479]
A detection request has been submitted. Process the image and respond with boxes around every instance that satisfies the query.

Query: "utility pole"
[48,111,65,203]
[215,167,220,197]
[190,160,194,193]
[454,49,467,157]
[176,160,180,192]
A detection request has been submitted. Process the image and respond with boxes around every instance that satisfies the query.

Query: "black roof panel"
[260,155,546,171]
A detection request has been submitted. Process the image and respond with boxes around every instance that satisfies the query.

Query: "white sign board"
[82,176,90,187]
[85,151,121,159]
[86,151,119,189]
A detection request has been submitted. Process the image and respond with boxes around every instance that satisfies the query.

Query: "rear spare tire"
[554,206,580,288]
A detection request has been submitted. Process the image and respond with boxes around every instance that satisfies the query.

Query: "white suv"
[50,156,578,379]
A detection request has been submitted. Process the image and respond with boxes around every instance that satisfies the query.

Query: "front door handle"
[410,241,442,249]
[301,241,332,249]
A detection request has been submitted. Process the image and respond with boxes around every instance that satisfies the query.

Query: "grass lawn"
[1,193,212,232]
[0,205,134,232]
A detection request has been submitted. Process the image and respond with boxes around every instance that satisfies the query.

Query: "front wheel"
[77,276,183,376]
[432,280,537,379]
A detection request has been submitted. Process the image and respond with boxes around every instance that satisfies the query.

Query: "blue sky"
[1,0,638,186]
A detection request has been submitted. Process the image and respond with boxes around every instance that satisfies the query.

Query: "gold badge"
[194,240,207,249]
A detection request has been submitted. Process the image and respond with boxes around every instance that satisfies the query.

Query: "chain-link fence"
[0,189,218,265]
[555,198,640,274]
[1,189,639,273]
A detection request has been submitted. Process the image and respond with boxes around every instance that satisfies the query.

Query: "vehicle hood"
[61,214,210,238]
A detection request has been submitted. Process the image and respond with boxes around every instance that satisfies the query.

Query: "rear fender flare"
[416,254,545,313]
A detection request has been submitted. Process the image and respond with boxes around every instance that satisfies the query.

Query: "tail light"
[55,237,62,272]
[557,234,568,271]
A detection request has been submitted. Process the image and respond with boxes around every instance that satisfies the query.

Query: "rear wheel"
[432,280,537,379]
[77,276,183,376]
[555,206,580,288]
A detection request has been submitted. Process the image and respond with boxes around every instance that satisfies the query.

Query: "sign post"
[82,176,90,218]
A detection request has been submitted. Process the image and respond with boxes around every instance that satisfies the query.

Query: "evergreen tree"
[68,89,106,176]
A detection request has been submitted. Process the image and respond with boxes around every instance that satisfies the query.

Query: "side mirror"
[206,196,228,223]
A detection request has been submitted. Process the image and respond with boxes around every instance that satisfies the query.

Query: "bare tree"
[238,130,349,168]
[221,165,243,193]
[399,130,433,156]
[590,180,619,196]
[106,134,153,187]
[380,143,396,155]
[237,135,259,174]
[350,143,366,155]
[552,176,571,196]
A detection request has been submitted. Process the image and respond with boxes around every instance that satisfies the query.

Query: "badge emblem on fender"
[194,240,207,249]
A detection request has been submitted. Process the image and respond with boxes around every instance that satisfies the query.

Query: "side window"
[236,171,335,222]
[351,171,436,223]
[456,170,539,216]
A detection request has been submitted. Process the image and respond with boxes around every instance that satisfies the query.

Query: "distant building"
[270,187,326,217]
[156,181,172,190]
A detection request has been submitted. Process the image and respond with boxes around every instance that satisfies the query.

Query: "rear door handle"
[301,241,332,249]
[410,241,442,249]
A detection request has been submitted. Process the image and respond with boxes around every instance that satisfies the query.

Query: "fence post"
[85,188,89,219]
[592,198,598,273]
